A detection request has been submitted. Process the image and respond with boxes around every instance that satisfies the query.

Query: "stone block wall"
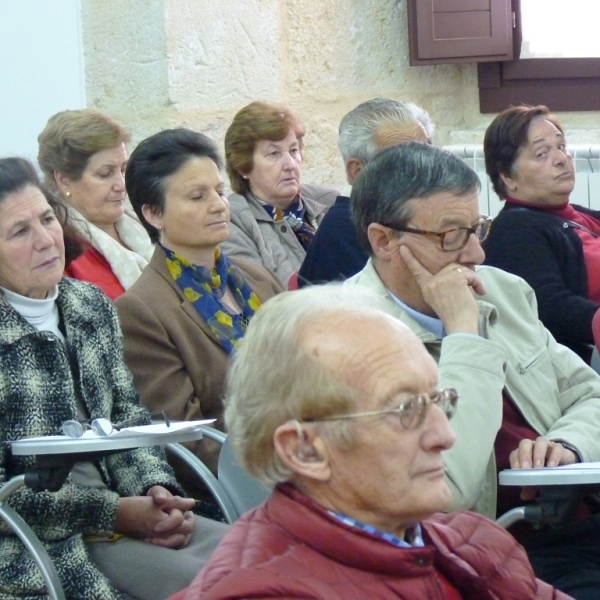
[82,0,600,190]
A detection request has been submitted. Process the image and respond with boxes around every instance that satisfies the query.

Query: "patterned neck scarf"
[68,206,153,289]
[161,244,262,354]
[261,196,316,250]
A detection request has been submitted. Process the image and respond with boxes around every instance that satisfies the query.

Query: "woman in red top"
[483,105,600,362]
[38,109,154,300]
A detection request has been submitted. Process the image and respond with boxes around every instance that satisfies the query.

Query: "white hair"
[224,284,396,486]
[338,97,435,164]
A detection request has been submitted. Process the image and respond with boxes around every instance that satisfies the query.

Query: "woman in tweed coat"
[0,158,227,599]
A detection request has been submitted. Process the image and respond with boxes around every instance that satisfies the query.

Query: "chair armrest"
[198,426,227,444]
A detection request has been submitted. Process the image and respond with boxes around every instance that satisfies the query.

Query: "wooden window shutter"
[407,0,514,65]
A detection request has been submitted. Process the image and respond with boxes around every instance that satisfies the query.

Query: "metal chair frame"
[0,475,65,600]
[0,432,237,599]
[171,425,270,525]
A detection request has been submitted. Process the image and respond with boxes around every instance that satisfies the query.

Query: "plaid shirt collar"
[329,511,424,548]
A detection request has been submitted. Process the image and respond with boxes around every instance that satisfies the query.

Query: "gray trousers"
[85,516,228,600]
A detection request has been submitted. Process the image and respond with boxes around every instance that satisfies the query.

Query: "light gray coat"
[221,188,330,287]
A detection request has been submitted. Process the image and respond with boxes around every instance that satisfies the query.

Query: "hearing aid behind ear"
[290,419,320,462]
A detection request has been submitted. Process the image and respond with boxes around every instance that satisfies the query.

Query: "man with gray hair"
[298,98,433,285]
[345,141,600,599]
[172,285,566,600]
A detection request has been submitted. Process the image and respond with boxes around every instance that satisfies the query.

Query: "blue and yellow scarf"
[162,245,262,354]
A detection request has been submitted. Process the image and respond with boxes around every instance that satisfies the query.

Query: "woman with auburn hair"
[483,104,600,362]
[222,101,334,288]
[38,109,153,299]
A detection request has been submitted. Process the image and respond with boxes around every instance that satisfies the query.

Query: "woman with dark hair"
[0,157,227,600]
[222,101,333,287]
[38,109,153,299]
[116,128,282,471]
[483,104,600,362]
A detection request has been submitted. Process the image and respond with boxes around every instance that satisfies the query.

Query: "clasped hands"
[115,485,196,549]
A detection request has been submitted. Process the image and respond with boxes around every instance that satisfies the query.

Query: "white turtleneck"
[1,286,64,342]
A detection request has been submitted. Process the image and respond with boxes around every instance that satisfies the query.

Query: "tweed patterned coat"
[0,277,184,600]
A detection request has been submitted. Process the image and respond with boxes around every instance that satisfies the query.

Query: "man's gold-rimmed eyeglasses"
[382,216,492,252]
[304,388,459,431]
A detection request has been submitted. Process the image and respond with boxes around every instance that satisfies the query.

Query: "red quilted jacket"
[172,484,571,600]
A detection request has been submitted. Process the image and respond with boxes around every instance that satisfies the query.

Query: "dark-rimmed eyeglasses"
[382,216,492,252]
[60,410,170,438]
[304,388,458,431]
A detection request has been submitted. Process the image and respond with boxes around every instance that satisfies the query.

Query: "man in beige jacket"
[345,141,600,599]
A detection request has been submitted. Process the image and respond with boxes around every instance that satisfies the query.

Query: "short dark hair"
[125,128,222,244]
[484,105,563,200]
[0,157,42,202]
[351,142,481,255]
[0,157,68,227]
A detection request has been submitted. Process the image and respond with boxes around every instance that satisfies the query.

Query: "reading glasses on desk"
[60,410,170,438]
[2,419,213,600]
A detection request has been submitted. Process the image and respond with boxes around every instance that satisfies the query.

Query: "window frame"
[478,0,600,112]
[407,0,600,112]
[478,58,600,113]
[407,0,514,65]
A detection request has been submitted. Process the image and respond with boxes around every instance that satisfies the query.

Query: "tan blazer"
[115,246,283,471]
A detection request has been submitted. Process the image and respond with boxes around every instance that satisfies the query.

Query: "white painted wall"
[0,0,85,162]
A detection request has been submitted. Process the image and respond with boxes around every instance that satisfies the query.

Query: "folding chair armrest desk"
[497,464,600,529]
[2,422,209,600]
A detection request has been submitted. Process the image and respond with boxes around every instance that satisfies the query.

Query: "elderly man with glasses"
[172,285,566,600]
[344,142,600,599]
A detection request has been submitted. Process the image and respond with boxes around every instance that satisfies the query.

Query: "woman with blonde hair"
[38,109,153,299]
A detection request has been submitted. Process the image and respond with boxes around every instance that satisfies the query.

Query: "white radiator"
[443,145,600,218]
